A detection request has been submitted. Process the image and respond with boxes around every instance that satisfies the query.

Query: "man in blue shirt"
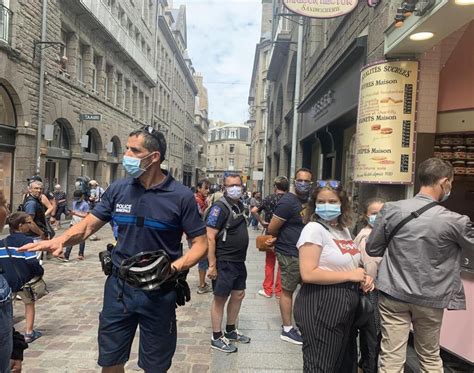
[20,126,208,373]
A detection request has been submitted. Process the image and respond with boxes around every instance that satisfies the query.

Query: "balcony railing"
[0,4,12,45]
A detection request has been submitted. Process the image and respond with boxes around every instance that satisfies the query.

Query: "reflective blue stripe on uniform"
[113,214,179,230]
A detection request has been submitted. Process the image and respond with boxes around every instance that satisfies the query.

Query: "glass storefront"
[0,83,16,207]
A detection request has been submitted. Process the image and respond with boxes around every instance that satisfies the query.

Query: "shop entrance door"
[45,158,68,192]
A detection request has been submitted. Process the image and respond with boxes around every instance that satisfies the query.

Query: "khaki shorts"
[14,290,35,305]
[276,253,300,292]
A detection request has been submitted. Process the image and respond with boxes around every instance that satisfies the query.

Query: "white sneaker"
[258,289,271,298]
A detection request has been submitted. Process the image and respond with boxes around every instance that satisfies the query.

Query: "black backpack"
[205,197,246,243]
[75,177,91,199]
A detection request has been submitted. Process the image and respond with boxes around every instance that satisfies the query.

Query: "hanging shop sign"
[283,0,358,19]
[354,60,418,184]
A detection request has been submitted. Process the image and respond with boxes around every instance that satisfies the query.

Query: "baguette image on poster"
[354,60,418,184]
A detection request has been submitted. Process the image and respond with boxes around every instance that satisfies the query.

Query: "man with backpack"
[206,173,250,353]
[22,180,49,240]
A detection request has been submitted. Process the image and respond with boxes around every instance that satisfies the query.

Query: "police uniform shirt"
[206,197,249,262]
[92,172,206,267]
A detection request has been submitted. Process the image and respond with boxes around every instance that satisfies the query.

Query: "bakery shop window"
[434,134,474,177]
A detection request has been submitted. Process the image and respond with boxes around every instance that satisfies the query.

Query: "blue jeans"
[64,241,85,259]
[0,275,13,373]
[98,275,177,372]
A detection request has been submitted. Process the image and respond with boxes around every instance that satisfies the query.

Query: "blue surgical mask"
[122,153,154,178]
[226,186,243,200]
[295,181,312,194]
[368,214,377,226]
[315,203,341,222]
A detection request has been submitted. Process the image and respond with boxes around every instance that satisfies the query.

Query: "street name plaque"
[79,114,102,121]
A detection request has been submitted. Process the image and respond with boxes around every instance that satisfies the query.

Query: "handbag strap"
[386,201,438,245]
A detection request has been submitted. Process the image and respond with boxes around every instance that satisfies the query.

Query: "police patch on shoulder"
[206,205,222,227]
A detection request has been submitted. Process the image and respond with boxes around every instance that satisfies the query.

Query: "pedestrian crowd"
[0,123,472,373]
[0,175,105,372]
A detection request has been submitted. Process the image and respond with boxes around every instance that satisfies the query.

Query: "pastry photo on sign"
[371,124,381,131]
[381,127,393,135]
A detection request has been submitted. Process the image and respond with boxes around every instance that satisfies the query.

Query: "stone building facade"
[207,121,250,185]
[0,0,200,208]
[261,0,398,207]
[258,0,473,217]
[193,73,209,184]
[247,0,273,193]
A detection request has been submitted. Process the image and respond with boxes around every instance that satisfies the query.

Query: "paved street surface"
[13,227,303,372]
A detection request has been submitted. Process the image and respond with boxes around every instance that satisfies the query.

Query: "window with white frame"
[229,144,235,153]
[92,54,100,92]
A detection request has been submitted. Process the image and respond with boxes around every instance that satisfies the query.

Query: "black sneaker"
[211,335,238,353]
[224,329,251,343]
[280,327,303,345]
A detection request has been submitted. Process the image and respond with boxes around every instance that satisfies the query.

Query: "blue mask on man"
[122,152,155,178]
[295,181,312,194]
[315,203,341,222]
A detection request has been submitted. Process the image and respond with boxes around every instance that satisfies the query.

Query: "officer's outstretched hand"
[18,238,64,257]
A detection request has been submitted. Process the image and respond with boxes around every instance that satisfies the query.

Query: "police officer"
[20,126,208,373]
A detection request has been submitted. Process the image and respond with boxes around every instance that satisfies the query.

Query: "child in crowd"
[0,212,45,343]
[354,197,385,373]
[62,191,89,261]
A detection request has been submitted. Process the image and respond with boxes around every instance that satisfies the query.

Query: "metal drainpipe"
[262,108,268,195]
[35,0,49,175]
[289,16,304,191]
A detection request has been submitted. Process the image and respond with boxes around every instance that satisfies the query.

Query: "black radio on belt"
[99,243,114,276]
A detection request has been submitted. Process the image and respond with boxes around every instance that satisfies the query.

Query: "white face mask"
[226,186,243,200]
[440,180,452,202]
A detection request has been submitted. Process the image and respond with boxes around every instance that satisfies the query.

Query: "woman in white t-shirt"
[293,180,374,373]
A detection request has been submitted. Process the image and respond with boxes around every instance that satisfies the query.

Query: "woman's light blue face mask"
[368,214,377,226]
[315,203,341,221]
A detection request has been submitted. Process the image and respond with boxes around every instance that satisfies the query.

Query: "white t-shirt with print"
[297,222,360,272]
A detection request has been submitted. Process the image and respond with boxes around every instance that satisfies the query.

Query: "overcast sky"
[173,0,262,124]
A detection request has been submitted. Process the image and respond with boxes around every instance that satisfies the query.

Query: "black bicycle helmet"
[119,250,173,291]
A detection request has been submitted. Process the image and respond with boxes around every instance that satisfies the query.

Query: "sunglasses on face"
[316,180,342,190]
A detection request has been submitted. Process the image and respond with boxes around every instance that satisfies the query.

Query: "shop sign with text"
[354,60,418,184]
[283,0,358,18]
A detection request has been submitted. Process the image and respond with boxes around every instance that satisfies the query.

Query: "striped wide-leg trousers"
[294,282,359,373]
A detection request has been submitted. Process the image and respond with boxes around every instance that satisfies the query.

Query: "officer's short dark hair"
[418,157,454,186]
[274,176,289,192]
[129,126,167,162]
